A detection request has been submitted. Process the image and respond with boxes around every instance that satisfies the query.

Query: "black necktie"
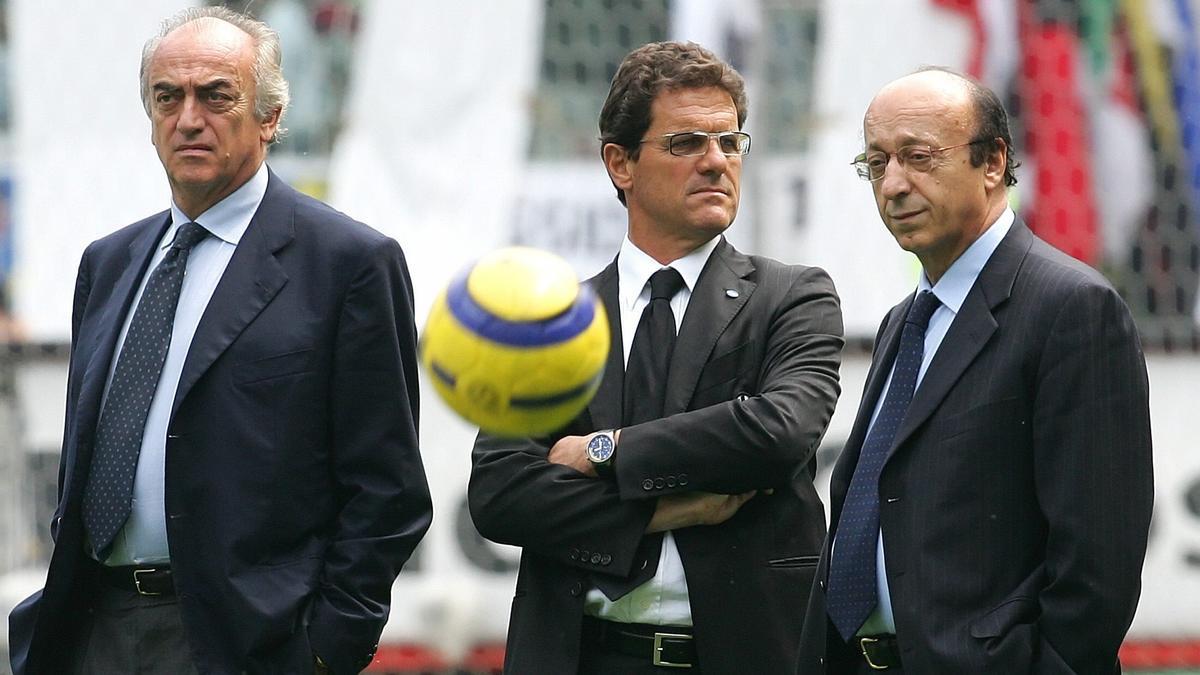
[82,222,210,556]
[825,290,940,640]
[595,267,685,601]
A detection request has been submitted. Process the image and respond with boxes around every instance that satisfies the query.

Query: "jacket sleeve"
[306,237,433,675]
[469,429,657,580]
[614,265,844,498]
[1029,281,1152,673]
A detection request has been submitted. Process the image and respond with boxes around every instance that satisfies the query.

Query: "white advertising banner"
[10,0,192,342]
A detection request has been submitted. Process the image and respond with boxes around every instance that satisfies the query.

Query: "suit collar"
[76,213,171,448]
[886,219,1034,458]
[832,219,1035,509]
[587,263,623,429]
[168,162,269,246]
[170,168,294,416]
[615,234,721,309]
[665,238,754,415]
[583,238,756,427]
[919,207,1014,314]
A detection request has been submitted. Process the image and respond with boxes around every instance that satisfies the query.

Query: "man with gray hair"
[8,7,431,674]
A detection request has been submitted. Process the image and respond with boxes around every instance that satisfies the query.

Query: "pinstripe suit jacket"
[470,237,844,673]
[797,221,1153,674]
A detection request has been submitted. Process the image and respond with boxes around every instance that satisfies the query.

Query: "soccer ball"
[421,247,610,438]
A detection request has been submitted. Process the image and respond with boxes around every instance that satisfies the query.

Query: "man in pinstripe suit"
[798,68,1153,673]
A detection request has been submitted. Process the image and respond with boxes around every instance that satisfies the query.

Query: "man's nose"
[696,137,730,174]
[177,96,204,133]
[878,156,911,199]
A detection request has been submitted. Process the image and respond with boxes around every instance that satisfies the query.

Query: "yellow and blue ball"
[421,247,610,438]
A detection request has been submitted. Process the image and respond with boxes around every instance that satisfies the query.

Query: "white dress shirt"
[855,207,1014,634]
[101,164,269,566]
[582,234,722,626]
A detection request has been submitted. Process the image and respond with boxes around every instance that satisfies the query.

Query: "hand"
[547,434,595,476]
[646,490,758,532]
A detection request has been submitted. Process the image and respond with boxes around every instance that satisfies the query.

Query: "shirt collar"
[617,235,721,309]
[918,207,1014,313]
[166,163,269,248]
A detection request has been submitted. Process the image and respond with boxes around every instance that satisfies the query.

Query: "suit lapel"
[665,238,753,416]
[171,172,292,416]
[72,211,170,478]
[885,221,1034,460]
[77,215,170,437]
[585,261,623,430]
[829,302,906,511]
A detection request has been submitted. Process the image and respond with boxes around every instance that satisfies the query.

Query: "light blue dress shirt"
[856,208,1014,634]
[100,164,269,566]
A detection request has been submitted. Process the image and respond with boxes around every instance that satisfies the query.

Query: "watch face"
[588,434,614,462]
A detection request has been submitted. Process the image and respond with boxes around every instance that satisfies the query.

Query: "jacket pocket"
[938,396,1025,442]
[969,596,1038,638]
[235,348,315,385]
[767,555,820,568]
[693,340,752,394]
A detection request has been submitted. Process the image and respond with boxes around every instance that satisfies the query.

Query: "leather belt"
[856,634,902,670]
[97,565,175,596]
[582,616,697,668]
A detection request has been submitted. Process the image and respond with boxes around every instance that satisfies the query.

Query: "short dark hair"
[599,41,748,204]
[917,66,1019,187]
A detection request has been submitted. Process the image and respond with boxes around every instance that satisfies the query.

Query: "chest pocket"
[693,340,753,398]
[235,348,315,385]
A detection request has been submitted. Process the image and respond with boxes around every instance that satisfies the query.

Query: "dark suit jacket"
[470,238,844,673]
[798,222,1153,674]
[9,170,433,675]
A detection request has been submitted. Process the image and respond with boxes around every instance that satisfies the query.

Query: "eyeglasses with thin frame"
[852,139,990,181]
[640,131,752,157]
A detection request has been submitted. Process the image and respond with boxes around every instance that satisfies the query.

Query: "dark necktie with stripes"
[82,222,209,556]
[594,267,685,601]
[826,290,941,640]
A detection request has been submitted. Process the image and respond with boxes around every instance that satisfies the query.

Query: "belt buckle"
[858,637,889,671]
[652,632,693,669]
[133,568,161,596]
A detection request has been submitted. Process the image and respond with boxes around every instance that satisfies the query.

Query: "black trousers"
[69,583,199,675]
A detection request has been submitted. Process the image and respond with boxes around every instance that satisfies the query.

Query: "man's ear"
[983,138,1007,189]
[602,143,634,194]
[259,107,282,144]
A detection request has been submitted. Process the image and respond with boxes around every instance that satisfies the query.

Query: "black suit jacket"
[798,222,1153,674]
[9,170,433,675]
[470,238,844,673]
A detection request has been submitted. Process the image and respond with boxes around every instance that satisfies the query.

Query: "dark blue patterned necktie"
[826,290,941,641]
[594,267,684,601]
[82,222,209,556]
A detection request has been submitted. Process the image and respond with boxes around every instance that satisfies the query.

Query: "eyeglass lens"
[669,132,749,156]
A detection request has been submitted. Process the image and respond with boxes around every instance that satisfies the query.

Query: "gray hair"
[140,6,290,143]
